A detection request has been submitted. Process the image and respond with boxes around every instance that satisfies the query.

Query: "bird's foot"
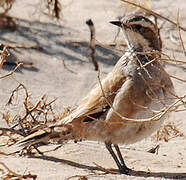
[118,165,131,175]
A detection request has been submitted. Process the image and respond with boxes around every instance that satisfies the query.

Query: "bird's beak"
[110,20,122,27]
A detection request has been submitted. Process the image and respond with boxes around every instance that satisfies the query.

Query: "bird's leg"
[105,142,130,174]
[114,144,129,172]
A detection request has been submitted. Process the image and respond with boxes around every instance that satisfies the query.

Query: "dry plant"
[0,43,69,154]
[0,46,24,147]
[45,0,61,19]
[0,0,16,30]
[0,44,23,79]
[0,162,37,179]
[6,44,41,51]
[154,122,184,142]
[0,83,57,145]
[0,0,62,31]
[0,81,73,155]
[0,43,41,71]
[0,0,15,14]
[86,19,99,71]
[0,44,9,68]
[36,0,62,19]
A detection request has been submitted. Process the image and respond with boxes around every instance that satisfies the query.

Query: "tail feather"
[16,129,52,147]
[16,123,76,147]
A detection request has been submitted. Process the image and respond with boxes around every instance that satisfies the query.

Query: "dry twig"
[86,19,99,71]
[155,122,184,142]
[7,44,41,51]
[0,0,15,15]
[120,0,186,31]
[0,80,58,149]
[0,63,22,79]
[0,44,9,68]
[44,0,61,19]
[0,0,17,30]
[0,161,37,179]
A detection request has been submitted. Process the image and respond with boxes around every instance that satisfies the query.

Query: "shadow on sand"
[31,155,186,179]
[0,17,120,68]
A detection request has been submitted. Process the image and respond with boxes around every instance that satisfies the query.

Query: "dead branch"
[0,63,22,79]
[7,44,41,51]
[0,43,38,68]
[0,80,59,152]
[154,122,184,142]
[6,81,29,106]
[86,19,99,71]
[0,0,15,15]
[53,0,61,19]
[168,74,186,83]
[44,0,61,19]
[120,0,186,31]
[0,161,37,179]
[0,44,9,68]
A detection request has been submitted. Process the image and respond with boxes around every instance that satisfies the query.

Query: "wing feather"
[60,55,128,125]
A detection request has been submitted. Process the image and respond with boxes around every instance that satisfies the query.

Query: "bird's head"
[110,14,162,52]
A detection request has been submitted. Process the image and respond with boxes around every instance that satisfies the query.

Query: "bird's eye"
[135,24,142,31]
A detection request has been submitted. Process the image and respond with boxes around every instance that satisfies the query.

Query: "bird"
[17,14,174,175]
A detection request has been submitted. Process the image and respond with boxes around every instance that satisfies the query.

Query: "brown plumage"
[17,14,174,174]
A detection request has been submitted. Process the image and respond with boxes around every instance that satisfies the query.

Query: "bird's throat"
[129,44,159,65]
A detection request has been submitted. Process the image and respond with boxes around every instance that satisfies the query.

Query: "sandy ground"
[0,0,186,179]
